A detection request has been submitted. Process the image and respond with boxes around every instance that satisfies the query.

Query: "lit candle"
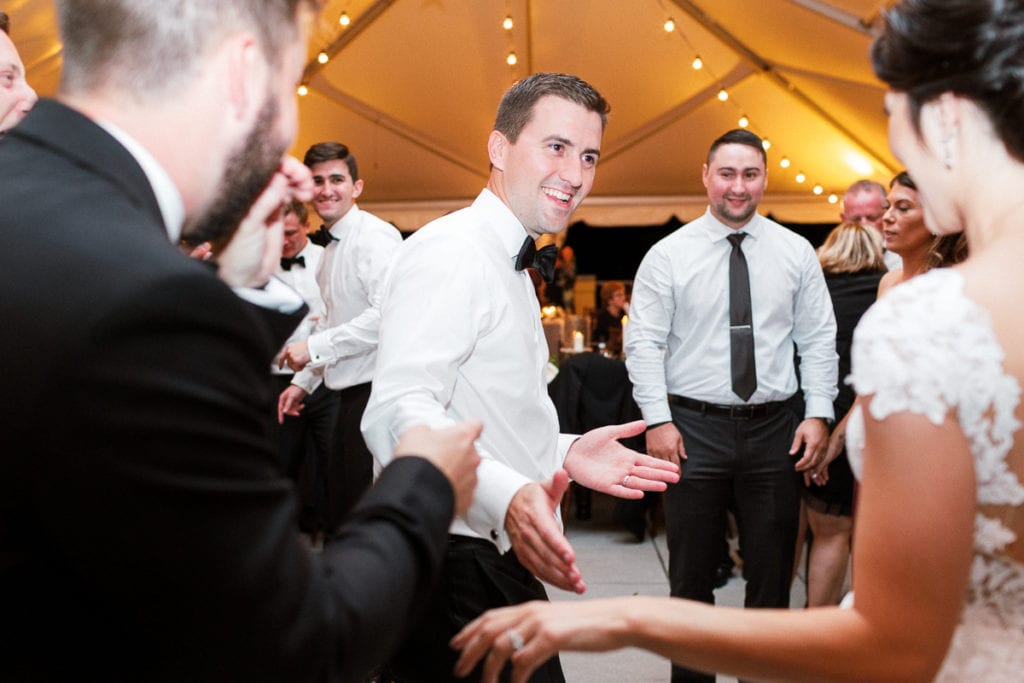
[573,330,584,352]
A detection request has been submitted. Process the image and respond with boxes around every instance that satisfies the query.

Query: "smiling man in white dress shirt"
[625,128,838,683]
[277,142,402,531]
[361,73,680,682]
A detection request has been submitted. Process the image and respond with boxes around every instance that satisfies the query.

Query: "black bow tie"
[309,225,338,247]
[280,255,305,271]
[515,236,558,284]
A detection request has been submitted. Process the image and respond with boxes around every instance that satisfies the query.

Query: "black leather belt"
[668,394,788,419]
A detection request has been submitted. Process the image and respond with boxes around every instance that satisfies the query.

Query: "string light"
[780,157,791,169]
[664,18,675,32]
[812,184,823,195]
[738,115,749,128]
[297,84,309,96]
[506,52,518,66]
[828,194,839,204]
[317,51,329,64]
[691,55,703,70]
[717,89,729,102]
[339,11,350,26]
[795,172,806,183]
[503,15,513,30]
[761,139,771,150]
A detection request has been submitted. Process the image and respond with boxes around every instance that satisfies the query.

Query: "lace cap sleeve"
[850,270,986,425]
[849,269,1023,507]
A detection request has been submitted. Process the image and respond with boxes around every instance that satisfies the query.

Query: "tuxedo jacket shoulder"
[0,99,453,682]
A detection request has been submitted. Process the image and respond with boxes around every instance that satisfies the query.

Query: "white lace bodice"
[846,269,1024,681]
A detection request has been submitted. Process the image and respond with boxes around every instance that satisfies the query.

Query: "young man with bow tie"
[277,141,402,529]
[272,199,336,540]
[361,72,681,683]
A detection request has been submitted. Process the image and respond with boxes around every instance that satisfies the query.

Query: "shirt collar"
[700,206,763,244]
[473,188,530,264]
[95,119,185,243]
[327,203,359,238]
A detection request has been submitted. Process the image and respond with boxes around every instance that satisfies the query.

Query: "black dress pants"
[271,376,339,534]
[387,535,564,683]
[664,399,802,683]
[326,381,375,533]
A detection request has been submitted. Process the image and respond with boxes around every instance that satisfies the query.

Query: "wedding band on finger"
[506,628,525,652]
[622,474,631,487]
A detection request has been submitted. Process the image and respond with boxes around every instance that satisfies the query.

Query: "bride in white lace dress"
[449,1,1024,681]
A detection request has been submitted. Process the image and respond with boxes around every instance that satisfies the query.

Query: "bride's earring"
[942,134,956,170]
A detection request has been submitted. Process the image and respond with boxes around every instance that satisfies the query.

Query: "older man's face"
[0,30,37,137]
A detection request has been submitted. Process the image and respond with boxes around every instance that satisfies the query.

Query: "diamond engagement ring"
[506,628,525,651]
[622,474,631,487]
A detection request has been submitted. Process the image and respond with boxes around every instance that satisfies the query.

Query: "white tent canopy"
[8,0,896,230]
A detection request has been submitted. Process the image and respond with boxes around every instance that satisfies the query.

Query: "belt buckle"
[730,404,753,419]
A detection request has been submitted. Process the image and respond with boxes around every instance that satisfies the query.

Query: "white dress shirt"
[272,241,325,376]
[292,204,401,393]
[361,189,577,552]
[625,208,838,426]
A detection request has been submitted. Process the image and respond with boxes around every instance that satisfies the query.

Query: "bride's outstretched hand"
[450,598,631,683]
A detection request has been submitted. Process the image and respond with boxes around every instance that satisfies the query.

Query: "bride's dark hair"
[871,0,1024,163]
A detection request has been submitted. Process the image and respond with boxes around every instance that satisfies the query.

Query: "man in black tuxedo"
[0,1,479,681]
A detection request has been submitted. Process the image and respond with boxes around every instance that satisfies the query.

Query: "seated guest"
[592,280,628,354]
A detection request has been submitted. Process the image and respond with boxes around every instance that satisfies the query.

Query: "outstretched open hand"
[563,420,680,498]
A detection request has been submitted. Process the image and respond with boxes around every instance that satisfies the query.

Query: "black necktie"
[280,255,305,271]
[309,225,338,247]
[515,236,558,284]
[727,233,757,401]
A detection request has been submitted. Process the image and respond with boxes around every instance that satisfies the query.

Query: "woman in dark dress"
[802,221,886,606]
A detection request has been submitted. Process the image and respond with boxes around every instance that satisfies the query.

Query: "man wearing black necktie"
[625,129,838,683]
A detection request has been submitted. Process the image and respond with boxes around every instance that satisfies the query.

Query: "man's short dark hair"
[493,72,610,143]
[0,10,10,34]
[707,129,767,167]
[303,141,359,182]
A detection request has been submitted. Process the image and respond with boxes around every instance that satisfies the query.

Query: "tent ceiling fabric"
[10,0,896,228]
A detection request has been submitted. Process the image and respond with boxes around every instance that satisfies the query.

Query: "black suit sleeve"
[27,271,453,682]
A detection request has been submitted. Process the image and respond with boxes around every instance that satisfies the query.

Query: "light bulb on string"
[339,11,350,26]
[828,194,839,204]
[317,51,329,64]
[664,18,675,32]
[507,52,518,66]
[738,115,749,128]
[795,172,806,183]
[717,89,729,102]
[780,157,791,169]
[503,15,514,30]
[297,84,309,96]
[761,139,771,150]
[813,184,823,195]
[692,55,703,70]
